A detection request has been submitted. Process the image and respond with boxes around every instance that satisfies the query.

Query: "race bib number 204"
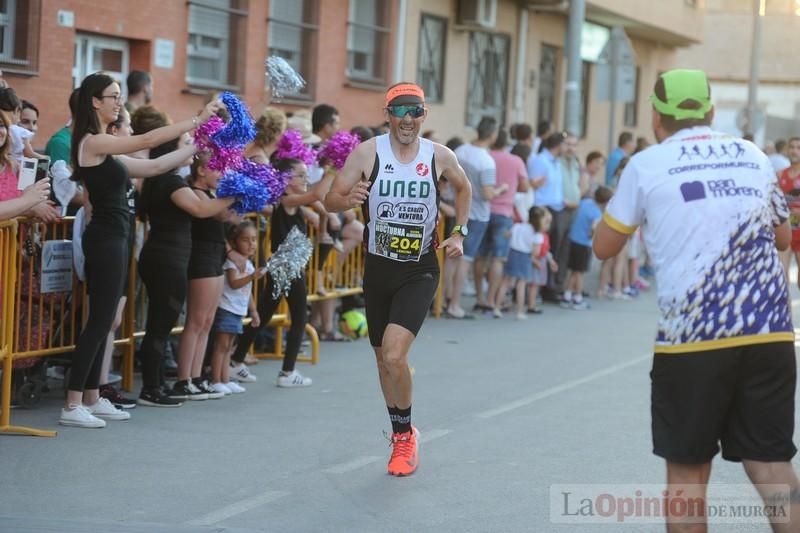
[374,220,424,262]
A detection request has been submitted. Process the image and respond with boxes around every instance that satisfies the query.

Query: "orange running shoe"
[387,426,419,477]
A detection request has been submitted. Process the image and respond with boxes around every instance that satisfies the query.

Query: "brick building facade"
[4,0,398,148]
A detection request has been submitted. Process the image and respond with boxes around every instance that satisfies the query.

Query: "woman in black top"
[174,151,231,399]
[62,73,221,429]
[133,106,235,406]
[232,157,335,387]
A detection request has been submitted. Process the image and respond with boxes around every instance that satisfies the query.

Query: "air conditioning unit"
[457,0,497,29]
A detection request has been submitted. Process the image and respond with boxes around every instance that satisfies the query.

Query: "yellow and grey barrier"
[0,208,445,437]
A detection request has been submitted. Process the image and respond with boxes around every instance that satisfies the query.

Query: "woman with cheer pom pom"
[134,107,237,407]
[62,73,223,427]
[244,107,287,165]
[230,157,336,388]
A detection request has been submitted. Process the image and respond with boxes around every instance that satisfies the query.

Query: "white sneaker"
[59,405,106,428]
[87,398,131,420]
[492,308,503,319]
[226,381,246,394]
[610,291,632,301]
[211,382,232,395]
[515,313,528,321]
[230,363,257,383]
[277,371,312,388]
[47,365,65,380]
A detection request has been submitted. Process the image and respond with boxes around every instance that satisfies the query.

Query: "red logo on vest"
[416,163,429,177]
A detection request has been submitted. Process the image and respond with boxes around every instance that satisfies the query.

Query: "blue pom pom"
[216,160,292,214]
[212,92,257,149]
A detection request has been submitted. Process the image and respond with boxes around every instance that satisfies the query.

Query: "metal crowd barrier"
[0,208,445,437]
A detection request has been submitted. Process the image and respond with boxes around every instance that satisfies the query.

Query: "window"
[537,44,559,125]
[0,0,40,73]
[268,0,318,98]
[416,14,447,103]
[465,31,510,128]
[624,66,640,127]
[347,0,390,82]
[186,0,248,90]
[73,35,130,91]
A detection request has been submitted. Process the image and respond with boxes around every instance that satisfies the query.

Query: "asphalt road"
[1,288,798,533]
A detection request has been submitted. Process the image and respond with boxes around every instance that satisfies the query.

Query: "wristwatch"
[451,224,468,237]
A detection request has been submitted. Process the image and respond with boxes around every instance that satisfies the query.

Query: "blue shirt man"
[605,132,635,185]
[529,143,564,211]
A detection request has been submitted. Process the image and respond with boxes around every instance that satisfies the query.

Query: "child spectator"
[528,207,556,314]
[210,221,265,395]
[500,206,537,320]
[0,88,45,162]
[232,157,333,387]
[498,206,555,319]
[563,186,613,310]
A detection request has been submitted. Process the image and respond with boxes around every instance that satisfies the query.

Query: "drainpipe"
[393,0,408,83]
[564,0,585,136]
[513,5,529,122]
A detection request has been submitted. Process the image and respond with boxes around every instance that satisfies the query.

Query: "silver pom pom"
[265,56,306,99]
[266,226,313,299]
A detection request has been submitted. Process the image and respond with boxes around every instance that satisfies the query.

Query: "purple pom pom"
[274,129,317,166]
[212,92,257,149]
[216,161,292,214]
[194,116,244,173]
[317,131,361,170]
[239,159,291,201]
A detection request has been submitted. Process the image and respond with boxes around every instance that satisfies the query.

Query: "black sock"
[389,405,411,434]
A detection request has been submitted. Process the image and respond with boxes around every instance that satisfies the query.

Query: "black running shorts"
[651,341,797,464]
[363,251,439,347]
[567,242,591,273]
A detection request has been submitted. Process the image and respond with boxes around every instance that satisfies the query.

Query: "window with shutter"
[0,0,40,74]
[346,0,390,83]
[416,14,446,104]
[268,0,318,98]
[186,0,248,90]
[538,44,558,126]
[466,31,510,128]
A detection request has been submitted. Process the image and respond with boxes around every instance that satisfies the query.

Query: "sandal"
[320,331,352,342]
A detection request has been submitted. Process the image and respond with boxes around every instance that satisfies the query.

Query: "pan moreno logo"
[680,179,762,203]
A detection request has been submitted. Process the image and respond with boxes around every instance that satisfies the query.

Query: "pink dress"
[0,163,20,201]
[0,162,52,366]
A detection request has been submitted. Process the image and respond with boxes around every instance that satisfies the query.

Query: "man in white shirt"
[769,139,791,175]
[594,69,799,532]
[448,116,508,318]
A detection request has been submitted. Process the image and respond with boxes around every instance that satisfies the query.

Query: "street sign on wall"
[595,26,637,103]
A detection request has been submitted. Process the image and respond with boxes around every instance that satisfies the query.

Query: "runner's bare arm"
[593,221,629,260]
[435,144,471,258]
[323,139,375,213]
[775,220,791,251]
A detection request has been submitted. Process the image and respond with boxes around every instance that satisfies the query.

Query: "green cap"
[649,69,712,120]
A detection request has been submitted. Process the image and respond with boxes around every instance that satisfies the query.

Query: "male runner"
[594,69,799,532]
[324,82,471,476]
[778,137,800,287]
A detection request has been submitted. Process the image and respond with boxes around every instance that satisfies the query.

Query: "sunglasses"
[387,105,425,119]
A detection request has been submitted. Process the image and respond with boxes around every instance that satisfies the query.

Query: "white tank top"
[365,134,439,262]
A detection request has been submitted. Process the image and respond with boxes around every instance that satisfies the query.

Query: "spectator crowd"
[0,67,796,430]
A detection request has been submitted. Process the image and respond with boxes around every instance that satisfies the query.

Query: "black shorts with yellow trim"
[651,338,797,464]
